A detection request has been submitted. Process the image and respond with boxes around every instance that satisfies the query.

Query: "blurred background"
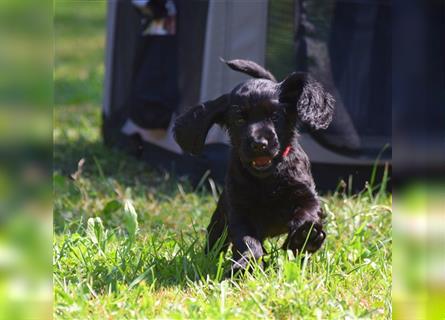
[392,1,445,318]
[0,0,52,319]
[0,0,443,319]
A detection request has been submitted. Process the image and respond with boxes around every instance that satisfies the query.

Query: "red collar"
[282,145,292,158]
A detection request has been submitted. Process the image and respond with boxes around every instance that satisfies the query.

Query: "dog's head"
[174,59,334,178]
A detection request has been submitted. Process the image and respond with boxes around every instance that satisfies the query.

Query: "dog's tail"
[221,58,276,82]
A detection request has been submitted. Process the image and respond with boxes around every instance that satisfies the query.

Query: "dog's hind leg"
[229,233,264,275]
[226,216,265,275]
[205,207,229,255]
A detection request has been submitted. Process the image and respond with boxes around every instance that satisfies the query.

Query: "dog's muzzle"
[250,156,273,170]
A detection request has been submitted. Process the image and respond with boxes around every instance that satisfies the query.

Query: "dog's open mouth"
[251,156,273,170]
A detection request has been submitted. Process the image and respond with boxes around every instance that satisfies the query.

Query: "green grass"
[54,2,392,319]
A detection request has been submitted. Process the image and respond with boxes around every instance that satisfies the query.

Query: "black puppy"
[174,59,334,273]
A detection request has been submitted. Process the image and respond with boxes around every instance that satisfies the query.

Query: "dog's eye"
[271,112,281,122]
[232,105,246,126]
[236,117,246,126]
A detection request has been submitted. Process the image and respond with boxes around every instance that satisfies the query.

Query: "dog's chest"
[253,201,294,237]
[237,182,305,236]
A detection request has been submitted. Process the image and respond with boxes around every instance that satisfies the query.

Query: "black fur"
[174,59,334,274]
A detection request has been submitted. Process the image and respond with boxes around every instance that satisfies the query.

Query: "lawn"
[53,2,392,319]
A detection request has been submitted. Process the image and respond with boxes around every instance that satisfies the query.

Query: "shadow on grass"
[56,232,230,292]
[53,138,206,233]
[122,232,235,290]
[133,250,228,289]
[54,138,184,190]
[53,137,229,286]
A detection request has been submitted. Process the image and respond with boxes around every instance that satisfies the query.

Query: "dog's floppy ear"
[221,58,276,82]
[279,72,335,130]
[174,94,229,155]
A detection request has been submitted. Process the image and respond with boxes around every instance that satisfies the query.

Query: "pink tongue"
[253,156,272,166]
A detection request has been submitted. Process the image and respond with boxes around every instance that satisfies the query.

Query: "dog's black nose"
[251,138,268,151]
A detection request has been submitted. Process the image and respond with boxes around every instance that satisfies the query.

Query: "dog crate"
[102,0,391,191]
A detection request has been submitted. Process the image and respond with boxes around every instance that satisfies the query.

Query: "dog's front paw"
[286,221,326,254]
[301,222,326,253]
